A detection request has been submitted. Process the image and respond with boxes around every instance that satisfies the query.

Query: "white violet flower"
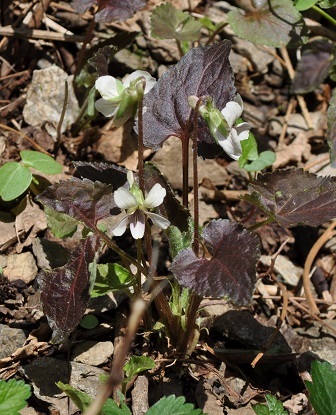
[112,171,170,239]
[216,94,251,160]
[95,70,157,121]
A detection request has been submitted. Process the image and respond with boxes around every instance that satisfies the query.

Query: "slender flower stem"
[137,79,145,194]
[182,138,189,207]
[136,239,143,293]
[192,101,201,255]
[74,17,96,77]
[312,5,336,27]
[175,39,184,58]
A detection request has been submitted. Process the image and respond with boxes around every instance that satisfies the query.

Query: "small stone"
[0,325,27,358]
[72,341,114,366]
[3,252,38,284]
[23,66,79,137]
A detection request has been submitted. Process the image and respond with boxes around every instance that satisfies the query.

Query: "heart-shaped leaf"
[151,3,202,42]
[0,162,32,201]
[20,150,62,174]
[244,168,336,227]
[142,41,235,149]
[71,0,146,22]
[227,0,304,47]
[37,177,115,230]
[170,219,260,305]
[38,234,100,343]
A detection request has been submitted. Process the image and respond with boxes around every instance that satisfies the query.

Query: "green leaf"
[227,0,304,47]
[56,382,91,413]
[20,150,62,174]
[0,379,31,415]
[252,394,288,415]
[0,162,32,201]
[146,395,205,415]
[294,0,319,10]
[91,263,135,297]
[103,396,132,415]
[44,206,79,238]
[151,3,202,42]
[123,356,155,380]
[305,361,336,415]
[244,151,276,172]
[318,0,336,8]
[239,132,259,168]
[167,218,194,259]
[80,314,99,329]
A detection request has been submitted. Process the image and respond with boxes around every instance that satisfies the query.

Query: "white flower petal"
[235,122,251,142]
[95,76,120,100]
[130,210,146,239]
[217,131,241,160]
[123,70,157,94]
[95,99,119,117]
[112,215,130,236]
[221,101,243,128]
[147,212,170,230]
[144,183,166,209]
[127,170,135,187]
[114,187,138,210]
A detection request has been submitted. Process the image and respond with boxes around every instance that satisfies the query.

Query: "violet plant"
[36,2,336,362]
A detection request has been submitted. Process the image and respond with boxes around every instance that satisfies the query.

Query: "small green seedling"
[0,378,31,415]
[0,150,62,202]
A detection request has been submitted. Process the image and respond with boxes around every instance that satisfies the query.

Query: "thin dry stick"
[84,299,147,415]
[0,123,51,155]
[280,46,313,129]
[278,98,295,145]
[251,239,291,368]
[290,298,336,337]
[303,220,336,314]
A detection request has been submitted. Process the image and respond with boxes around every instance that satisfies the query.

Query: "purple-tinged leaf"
[71,0,146,22]
[327,89,336,167]
[73,161,128,188]
[292,40,335,94]
[142,41,235,150]
[170,219,260,305]
[143,163,190,231]
[244,168,336,228]
[87,45,118,77]
[38,234,100,343]
[37,177,116,230]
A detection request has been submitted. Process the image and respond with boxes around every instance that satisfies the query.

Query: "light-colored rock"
[23,66,79,137]
[0,325,27,358]
[72,341,114,366]
[3,252,38,284]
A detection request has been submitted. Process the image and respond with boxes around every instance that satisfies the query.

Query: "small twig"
[0,26,87,43]
[0,123,51,155]
[84,299,147,415]
[290,298,336,337]
[252,239,291,367]
[55,79,68,152]
[278,98,295,145]
[280,46,313,130]
[303,221,336,314]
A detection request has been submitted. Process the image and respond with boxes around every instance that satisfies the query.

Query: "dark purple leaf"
[327,89,336,167]
[72,0,146,22]
[73,161,128,188]
[38,234,100,343]
[37,177,116,230]
[142,41,235,150]
[292,40,335,94]
[88,45,118,77]
[143,163,190,231]
[244,168,336,227]
[169,219,260,305]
